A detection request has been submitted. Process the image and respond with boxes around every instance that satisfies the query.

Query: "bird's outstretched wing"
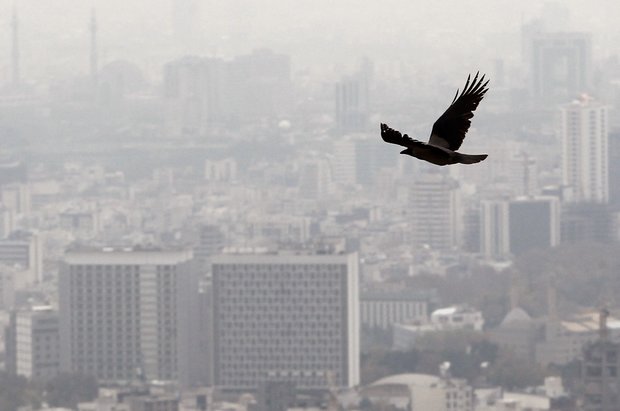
[429,72,489,151]
[380,123,426,148]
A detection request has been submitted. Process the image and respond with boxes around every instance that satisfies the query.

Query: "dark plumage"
[380,72,490,166]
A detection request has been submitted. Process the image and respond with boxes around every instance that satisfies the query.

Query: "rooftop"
[370,373,441,388]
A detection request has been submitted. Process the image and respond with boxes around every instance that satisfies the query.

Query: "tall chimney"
[509,273,519,310]
[90,9,98,86]
[11,3,19,86]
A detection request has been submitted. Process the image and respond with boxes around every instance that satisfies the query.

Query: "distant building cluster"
[1,2,620,411]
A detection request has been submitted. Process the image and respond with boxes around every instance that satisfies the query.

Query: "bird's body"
[399,144,487,166]
[381,72,490,166]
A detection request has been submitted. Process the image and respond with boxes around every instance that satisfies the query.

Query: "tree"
[45,372,98,409]
[359,397,373,411]
[0,372,41,411]
[487,351,545,389]
[361,349,420,384]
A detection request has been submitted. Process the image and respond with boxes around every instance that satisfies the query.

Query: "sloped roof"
[370,373,441,388]
[500,307,532,326]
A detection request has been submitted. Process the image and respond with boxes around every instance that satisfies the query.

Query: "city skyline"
[1,1,620,411]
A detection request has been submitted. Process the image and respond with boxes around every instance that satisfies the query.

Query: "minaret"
[11,3,19,86]
[90,9,98,86]
[545,275,559,341]
[599,307,610,341]
[547,276,557,321]
[509,272,520,310]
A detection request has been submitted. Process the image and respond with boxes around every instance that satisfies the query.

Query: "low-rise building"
[475,388,550,411]
[360,288,432,330]
[362,373,473,411]
[393,305,484,350]
[536,311,620,366]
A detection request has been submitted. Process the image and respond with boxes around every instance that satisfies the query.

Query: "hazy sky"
[1,0,619,82]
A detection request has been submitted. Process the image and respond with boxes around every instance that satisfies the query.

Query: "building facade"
[0,231,43,285]
[480,197,560,259]
[561,97,609,203]
[363,373,474,411]
[580,338,620,411]
[0,263,15,309]
[608,130,620,208]
[211,252,359,391]
[59,248,196,384]
[531,32,592,104]
[335,75,369,132]
[410,172,461,250]
[5,306,60,382]
[360,289,431,330]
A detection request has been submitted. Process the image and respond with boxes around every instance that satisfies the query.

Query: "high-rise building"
[531,32,592,104]
[508,197,561,256]
[164,50,291,136]
[59,248,197,384]
[5,306,60,382]
[561,203,613,244]
[507,152,538,197]
[331,139,357,187]
[561,96,609,203]
[163,57,226,138]
[410,172,461,250]
[299,158,332,199]
[335,75,369,132]
[331,135,396,188]
[609,130,620,208]
[480,197,560,259]
[193,224,225,269]
[211,251,360,391]
[479,200,510,259]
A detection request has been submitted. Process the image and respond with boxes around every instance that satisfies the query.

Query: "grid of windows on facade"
[361,301,426,329]
[32,321,60,379]
[213,262,349,390]
[155,264,178,380]
[445,389,472,410]
[68,264,142,381]
[60,250,195,387]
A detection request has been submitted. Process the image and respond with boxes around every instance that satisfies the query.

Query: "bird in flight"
[380,72,489,166]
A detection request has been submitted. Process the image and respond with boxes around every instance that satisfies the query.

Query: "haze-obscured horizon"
[2,0,620,83]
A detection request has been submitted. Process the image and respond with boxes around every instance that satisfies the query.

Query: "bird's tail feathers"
[458,153,488,164]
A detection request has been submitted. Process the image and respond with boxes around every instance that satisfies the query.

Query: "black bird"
[380,72,489,165]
